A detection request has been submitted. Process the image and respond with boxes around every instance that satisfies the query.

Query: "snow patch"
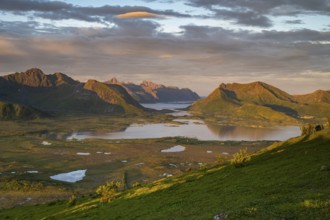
[207,150,213,154]
[161,145,186,153]
[104,152,111,155]
[162,173,173,178]
[41,141,51,146]
[77,152,90,156]
[50,169,87,183]
[26,171,39,174]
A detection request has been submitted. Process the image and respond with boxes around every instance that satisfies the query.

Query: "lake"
[66,119,300,141]
[66,103,301,141]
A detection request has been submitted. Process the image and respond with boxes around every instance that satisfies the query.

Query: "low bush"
[231,148,251,168]
[216,154,228,166]
[132,182,141,188]
[67,195,76,207]
[96,181,122,203]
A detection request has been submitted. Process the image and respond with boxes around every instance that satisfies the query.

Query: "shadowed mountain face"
[0,68,146,117]
[105,78,200,103]
[0,101,45,120]
[190,82,330,123]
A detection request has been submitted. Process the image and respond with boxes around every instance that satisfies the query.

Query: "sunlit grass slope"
[1,129,329,219]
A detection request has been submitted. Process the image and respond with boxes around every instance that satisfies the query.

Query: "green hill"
[190,82,330,124]
[1,129,329,219]
[0,101,44,120]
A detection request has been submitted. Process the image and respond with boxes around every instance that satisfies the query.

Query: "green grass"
[1,129,329,219]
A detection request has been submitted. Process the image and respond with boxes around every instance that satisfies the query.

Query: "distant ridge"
[105,78,200,103]
[294,90,330,103]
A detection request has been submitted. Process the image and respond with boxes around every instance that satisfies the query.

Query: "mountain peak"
[110,77,119,83]
[141,80,163,89]
[25,68,46,76]
[3,68,53,87]
[107,77,122,84]
[52,72,78,86]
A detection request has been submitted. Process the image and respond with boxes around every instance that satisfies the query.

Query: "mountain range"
[0,68,147,118]
[190,81,330,124]
[105,77,200,103]
[0,68,199,119]
[1,68,329,122]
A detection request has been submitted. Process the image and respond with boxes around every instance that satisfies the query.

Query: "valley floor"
[0,116,329,219]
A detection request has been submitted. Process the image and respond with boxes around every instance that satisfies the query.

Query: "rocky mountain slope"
[105,77,200,103]
[0,68,146,117]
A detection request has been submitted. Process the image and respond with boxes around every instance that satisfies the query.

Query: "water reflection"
[141,102,191,116]
[205,123,300,141]
[141,102,191,111]
[67,119,300,141]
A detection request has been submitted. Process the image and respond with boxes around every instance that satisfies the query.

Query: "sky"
[0,0,330,96]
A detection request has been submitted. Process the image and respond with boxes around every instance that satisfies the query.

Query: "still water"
[67,119,300,141]
[66,103,301,141]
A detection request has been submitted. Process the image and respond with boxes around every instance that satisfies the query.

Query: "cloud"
[187,0,330,27]
[285,19,304,24]
[1,24,329,83]
[0,0,190,24]
[116,11,164,19]
[0,38,26,56]
[159,54,174,59]
[213,9,272,27]
[0,1,329,95]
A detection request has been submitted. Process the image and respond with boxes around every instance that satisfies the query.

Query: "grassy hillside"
[190,82,330,125]
[1,129,329,219]
[294,90,330,104]
[0,101,44,120]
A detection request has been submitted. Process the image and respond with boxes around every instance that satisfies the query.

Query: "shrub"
[132,182,141,188]
[216,154,228,166]
[67,195,76,207]
[96,181,122,203]
[300,124,314,136]
[300,123,325,136]
[0,180,44,192]
[231,148,251,168]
